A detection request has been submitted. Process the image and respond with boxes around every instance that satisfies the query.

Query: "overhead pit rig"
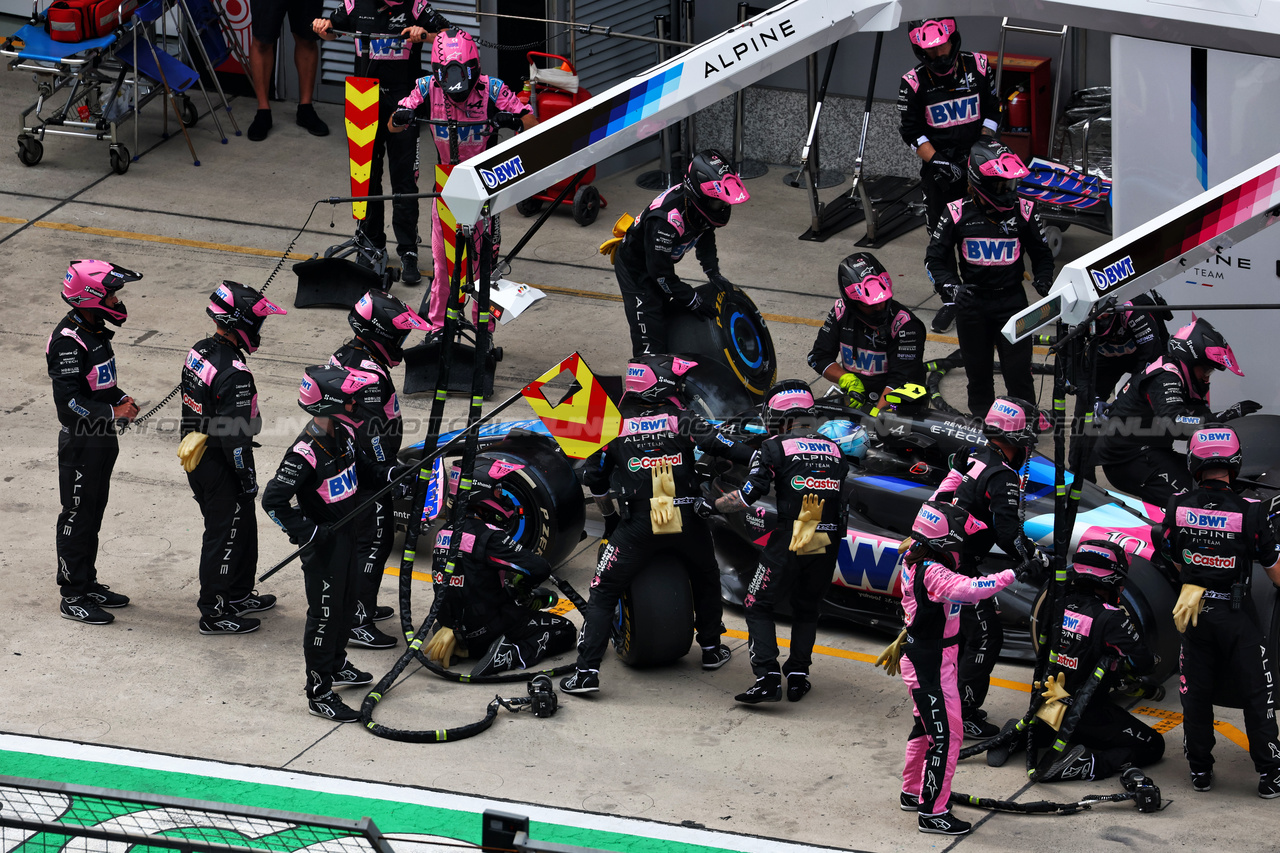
[442,0,1280,231]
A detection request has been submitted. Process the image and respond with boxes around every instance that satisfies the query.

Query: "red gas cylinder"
[1006,87,1030,132]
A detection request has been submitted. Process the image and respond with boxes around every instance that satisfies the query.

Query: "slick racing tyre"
[667,285,776,400]
[612,553,695,667]
[678,358,756,423]
[469,433,585,566]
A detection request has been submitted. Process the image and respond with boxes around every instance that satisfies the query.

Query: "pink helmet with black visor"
[907,18,961,75]
[1167,316,1243,383]
[683,149,750,228]
[1188,423,1243,481]
[908,500,985,569]
[1070,539,1128,595]
[432,28,480,103]
[761,379,816,433]
[61,259,142,326]
[624,353,697,408]
[968,139,1029,212]
[837,252,894,324]
[298,364,377,418]
[348,290,427,366]
[207,281,287,354]
[982,396,1050,449]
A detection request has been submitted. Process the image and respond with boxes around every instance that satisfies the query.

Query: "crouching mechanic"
[330,290,427,651]
[1029,540,1164,782]
[48,260,142,625]
[390,28,535,333]
[808,252,925,412]
[931,396,1050,738]
[899,500,1018,836]
[180,281,287,635]
[423,474,577,677]
[559,354,754,694]
[264,365,409,722]
[1098,317,1258,507]
[711,380,848,704]
[612,149,749,357]
[1163,424,1280,797]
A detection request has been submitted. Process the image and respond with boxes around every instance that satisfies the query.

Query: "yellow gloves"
[598,213,635,265]
[790,493,830,554]
[1034,671,1070,730]
[649,462,682,534]
[177,432,208,473]
[876,628,908,677]
[898,535,914,554]
[1174,584,1208,633]
[424,626,457,668]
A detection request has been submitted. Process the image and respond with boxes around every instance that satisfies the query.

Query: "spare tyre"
[465,431,585,567]
[666,284,776,400]
[612,552,695,667]
[679,357,757,423]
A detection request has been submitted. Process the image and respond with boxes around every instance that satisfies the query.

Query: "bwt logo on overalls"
[325,466,358,500]
[963,238,1019,263]
[633,417,670,433]
[927,95,980,128]
[1062,612,1085,633]
[791,475,839,490]
[96,360,117,386]
[370,37,405,55]
[1089,255,1135,291]
[1186,510,1228,529]
[793,440,830,454]
[854,350,887,373]
[186,352,206,373]
[479,155,526,189]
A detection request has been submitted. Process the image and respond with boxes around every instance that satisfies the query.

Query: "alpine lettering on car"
[962,238,1020,265]
[926,95,981,128]
[479,155,526,189]
[1182,550,1236,569]
[1089,255,1135,293]
[627,453,682,472]
[702,19,795,78]
[834,534,903,595]
[790,475,840,490]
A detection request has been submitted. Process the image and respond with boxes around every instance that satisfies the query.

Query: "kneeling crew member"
[808,252,926,412]
[559,354,753,695]
[1031,540,1164,782]
[1164,424,1280,797]
[713,380,848,704]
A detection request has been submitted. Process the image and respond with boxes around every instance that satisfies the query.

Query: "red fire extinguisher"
[1006,86,1030,133]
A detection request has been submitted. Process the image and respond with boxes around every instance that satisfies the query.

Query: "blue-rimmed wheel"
[667,284,776,400]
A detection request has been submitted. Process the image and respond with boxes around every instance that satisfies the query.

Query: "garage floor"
[0,69,1274,853]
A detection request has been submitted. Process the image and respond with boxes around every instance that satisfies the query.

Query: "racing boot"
[931,302,958,333]
[899,792,920,812]
[472,635,522,677]
[400,252,422,285]
[784,670,811,702]
[371,605,395,623]
[86,583,129,608]
[918,811,971,836]
[1037,744,1096,782]
[560,668,600,695]
[332,661,373,688]
[60,596,114,625]
[1191,771,1213,793]
[349,622,397,650]
[701,644,732,670]
[198,614,260,635]
[231,591,276,616]
[735,672,782,704]
[1259,770,1280,799]
[962,709,1001,740]
[307,671,359,722]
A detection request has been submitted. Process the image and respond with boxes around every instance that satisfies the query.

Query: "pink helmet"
[207,281,287,354]
[298,364,377,418]
[983,396,1050,449]
[625,353,697,407]
[907,18,960,75]
[837,252,893,321]
[348,290,426,366]
[1168,316,1243,377]
[432,28,480,103]
[910,500,985,564]
[1071,540,1129,594]
[683,149,750,227]
[968,139,1029,211]
[762,379,815,433]
[62,259,142,326]
[1188,424,1243,480]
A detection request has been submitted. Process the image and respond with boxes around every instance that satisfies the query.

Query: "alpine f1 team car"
[401,361,1280,690]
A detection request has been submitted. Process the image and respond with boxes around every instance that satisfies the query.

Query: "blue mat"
[116,34,198,91]
[7,23,117,62]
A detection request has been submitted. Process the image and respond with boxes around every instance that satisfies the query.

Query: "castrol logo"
[627,453,682,472]
[790,475,840,490]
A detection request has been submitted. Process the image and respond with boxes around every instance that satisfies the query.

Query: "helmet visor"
[909,18,956,50]
[437,62,476,100]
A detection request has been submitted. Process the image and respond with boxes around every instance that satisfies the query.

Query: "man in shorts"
[248,0,330,141]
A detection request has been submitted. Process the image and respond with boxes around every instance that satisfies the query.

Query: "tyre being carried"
[666,282,777,400]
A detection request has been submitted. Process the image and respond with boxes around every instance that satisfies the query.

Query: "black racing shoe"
[986,718,1023,767]
[899,792,920,812]
[560,669,600,695]
[400,252,422,285]
[1038,744,1095,782]
[61,596,114,625]
[1191,771,1213,793]
[86,583,129,608]
[1259,770,1280,799]
[295,103,329,137]
[471,635,521,678]
[962,716,1001,740]
[918,811,971,836]
[371,605,395,623]
[735,673,782,705]
[931,302,958,333]
[701,644,732,670]
[231,592,276,616]
[785,671,811,702]
[332,664,373,688]
[198,614,261,635]
[247,109,272,142]
[308,690,360,722]
[349,623,397,649]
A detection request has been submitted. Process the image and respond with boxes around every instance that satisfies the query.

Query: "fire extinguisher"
[1006,86,1030,133]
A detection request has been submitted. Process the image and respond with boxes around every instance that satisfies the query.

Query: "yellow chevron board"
[521,352,622,459]
[345,76,381,221]
[434,164,461,283]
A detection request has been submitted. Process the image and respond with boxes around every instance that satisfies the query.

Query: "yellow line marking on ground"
[29,220,313,260]
[1134,705,1250,750]
[381,566,433,583]
[0,216,27,225]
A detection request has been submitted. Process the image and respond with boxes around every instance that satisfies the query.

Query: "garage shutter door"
[571,0,670,95]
